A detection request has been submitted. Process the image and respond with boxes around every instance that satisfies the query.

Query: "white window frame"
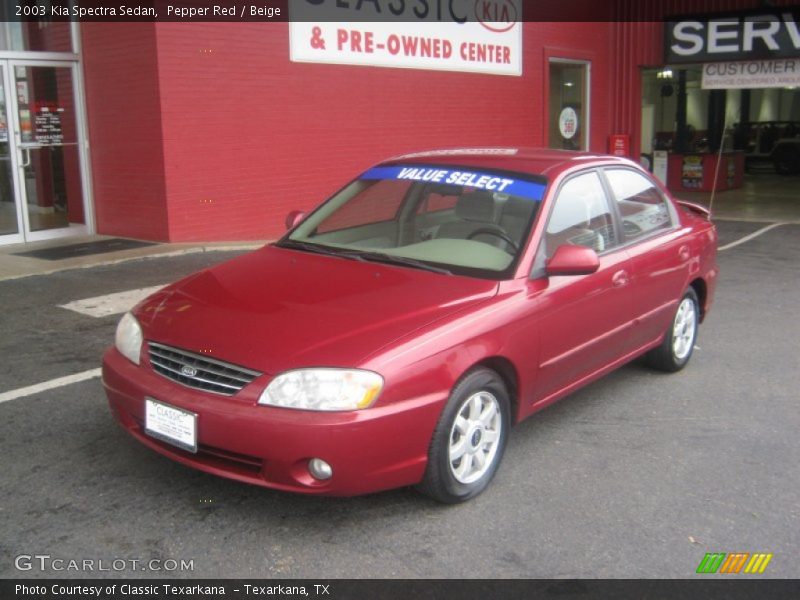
[549,58,592,151]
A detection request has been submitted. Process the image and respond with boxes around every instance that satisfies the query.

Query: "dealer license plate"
[144,398,198,453]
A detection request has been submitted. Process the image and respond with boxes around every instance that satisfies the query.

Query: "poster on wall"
[682,155,703,189]
[559,107,578,140]
[289,1,522,76]
[34,103,64,145]
[19,109,32,143]
[16,81,28,105]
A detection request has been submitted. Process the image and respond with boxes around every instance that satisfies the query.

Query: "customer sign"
[702,58,800,88]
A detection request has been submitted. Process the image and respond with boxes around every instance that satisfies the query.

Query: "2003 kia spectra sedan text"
[103,148,718,503]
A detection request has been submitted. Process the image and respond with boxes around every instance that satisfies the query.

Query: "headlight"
[258,369,383,411]
[115,312,143,365]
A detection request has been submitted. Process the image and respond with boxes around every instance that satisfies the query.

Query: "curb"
[0,244,263,282]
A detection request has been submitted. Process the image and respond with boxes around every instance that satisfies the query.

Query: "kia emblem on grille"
[181,365,198,377]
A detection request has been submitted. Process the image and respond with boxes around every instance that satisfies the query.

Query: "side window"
[605,169,673,241]
[544,171,616,258]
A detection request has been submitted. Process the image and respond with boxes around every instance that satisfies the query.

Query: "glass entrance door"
[0,60,89,244]
[0,62,20,239]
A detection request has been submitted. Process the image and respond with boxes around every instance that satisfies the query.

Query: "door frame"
[0,61,22,244]
[545,55,593,151]
[0,29,96,246]
[0,58,93,244]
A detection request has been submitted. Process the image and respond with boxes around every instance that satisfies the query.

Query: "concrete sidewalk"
[0,234,264,281]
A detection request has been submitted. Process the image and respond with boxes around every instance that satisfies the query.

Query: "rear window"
[604,169,673,241]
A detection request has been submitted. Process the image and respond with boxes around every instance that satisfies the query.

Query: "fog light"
[308,458,333,480]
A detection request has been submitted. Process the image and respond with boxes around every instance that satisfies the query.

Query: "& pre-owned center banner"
[289,0,522,76]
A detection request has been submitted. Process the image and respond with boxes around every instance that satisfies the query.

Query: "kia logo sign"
[475,0,518,33]
[181,365,199,378]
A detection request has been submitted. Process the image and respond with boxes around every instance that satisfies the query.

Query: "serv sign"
[289,1,522,76]
[664,8,800,64]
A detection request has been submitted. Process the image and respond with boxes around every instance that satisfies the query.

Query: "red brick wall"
[143,21,615,242]
[81,23,170,241]
[81,19,615,242]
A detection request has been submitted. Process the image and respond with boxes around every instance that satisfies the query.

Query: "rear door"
[601,168,690,350]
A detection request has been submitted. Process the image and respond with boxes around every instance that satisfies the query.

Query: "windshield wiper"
[341,250,452,275]
[276,239,367,261]
[277,240,451,275]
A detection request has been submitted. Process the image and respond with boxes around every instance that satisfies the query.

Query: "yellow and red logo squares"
[696,552,773,574]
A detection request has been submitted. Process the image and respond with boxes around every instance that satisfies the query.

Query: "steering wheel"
[466,227,519,253]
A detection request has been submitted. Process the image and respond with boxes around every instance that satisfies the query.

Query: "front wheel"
[418,368,510,503]
[646,287,699,372]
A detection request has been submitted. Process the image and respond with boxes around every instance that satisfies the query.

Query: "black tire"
[646,287,699,372]
[417,368,510,504]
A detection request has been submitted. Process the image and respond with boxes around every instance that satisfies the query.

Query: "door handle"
[612,270,629,288]
[679,245,691,261]
[18,145,43,168]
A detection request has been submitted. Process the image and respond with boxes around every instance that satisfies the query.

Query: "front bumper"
[102,348,444,496]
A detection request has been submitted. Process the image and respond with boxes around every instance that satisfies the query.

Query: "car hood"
[134,245,498,374]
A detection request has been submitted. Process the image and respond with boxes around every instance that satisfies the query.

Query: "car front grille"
[148,342,261,396]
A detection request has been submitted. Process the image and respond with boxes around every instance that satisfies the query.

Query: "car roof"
[383,147,639,178]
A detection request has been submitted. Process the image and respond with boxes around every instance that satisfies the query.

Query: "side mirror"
[545,244,600,277]
[285,210,307,230]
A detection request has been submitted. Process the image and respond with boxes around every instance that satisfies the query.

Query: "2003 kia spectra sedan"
[103,148,718,503]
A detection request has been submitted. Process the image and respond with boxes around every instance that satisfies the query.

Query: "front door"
[531,170,635,406]
[0,60,89,244]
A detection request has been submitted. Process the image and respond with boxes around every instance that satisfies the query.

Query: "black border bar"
[5,0,799,23]
[3,579,800,600]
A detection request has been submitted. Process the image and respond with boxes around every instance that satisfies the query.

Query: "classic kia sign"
[289,0,522,76]
[665,8,800,64]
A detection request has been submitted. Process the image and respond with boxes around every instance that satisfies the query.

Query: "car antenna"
[708,116,733,220]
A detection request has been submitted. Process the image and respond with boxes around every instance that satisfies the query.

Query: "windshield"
[279,164,546,279]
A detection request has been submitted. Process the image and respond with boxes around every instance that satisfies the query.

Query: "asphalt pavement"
[0,222,797,579]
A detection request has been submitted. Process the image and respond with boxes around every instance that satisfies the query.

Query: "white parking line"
[0,369,102,405]
[718,222,788,251]
[59,285,165,318]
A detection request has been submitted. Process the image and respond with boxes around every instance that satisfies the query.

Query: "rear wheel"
[646,287,699,372]
[418,368,510,503]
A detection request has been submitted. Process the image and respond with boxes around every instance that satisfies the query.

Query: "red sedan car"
[103,148,718,503]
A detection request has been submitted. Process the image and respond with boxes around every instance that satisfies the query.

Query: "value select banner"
[289,1,522,76]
